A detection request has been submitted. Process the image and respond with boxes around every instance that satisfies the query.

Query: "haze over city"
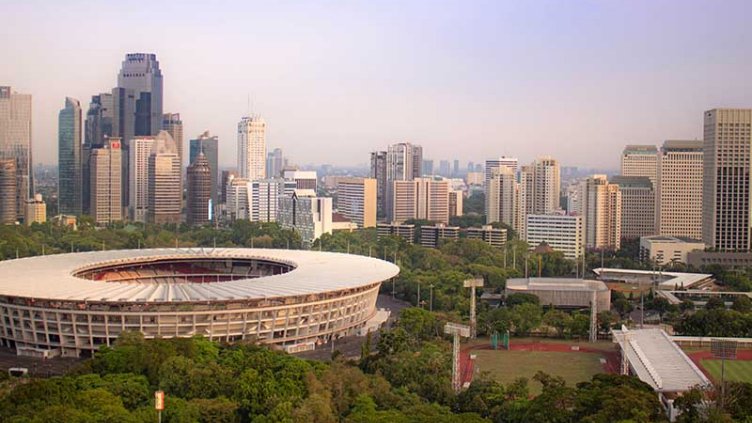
[3,0,752,168]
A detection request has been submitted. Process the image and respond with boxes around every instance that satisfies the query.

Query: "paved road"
[0,347,81,378]
[295,294,411,362]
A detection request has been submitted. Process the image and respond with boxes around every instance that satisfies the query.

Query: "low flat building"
[377,222,415,244]
[466,225,507,248]
[420,224,460,248]
[331,212,358,232]
[639,236,705,266]
[686,251,752,269]
[505,277,610,311]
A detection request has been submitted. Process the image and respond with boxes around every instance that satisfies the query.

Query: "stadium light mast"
[464,278,484,339]
[444,322,470,392]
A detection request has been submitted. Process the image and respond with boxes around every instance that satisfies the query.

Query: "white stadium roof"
[593,268,712,289]
[613,328,710,393]
[0,248,400,303]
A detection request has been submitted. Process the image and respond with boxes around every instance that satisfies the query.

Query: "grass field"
[701,359,752,383]
[473,350,605,394]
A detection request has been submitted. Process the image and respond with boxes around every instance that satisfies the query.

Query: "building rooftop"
[592,268,712,288]
[612,328,710,393]
[0,249,399,303]
[506,277,609,292]
[641,235,704,244]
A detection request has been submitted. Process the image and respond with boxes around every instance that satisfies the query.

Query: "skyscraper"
[0,86,32,221]
[90,138,122,224]
[266,148,284,178]
[58,97,82,215]
[656,140,704,240]
[486,166,518,231]
[485,157,518,222]
[702,109,752,251]
[580,175,621,250]
[189,131,219,205]
[385,142,423,221]
[611,175,654,239]
[147,131,181,224]
[238,115,266,180]
[162,112,182,159]
[621,145,658,187]
[370,151,387,219]
[128,136,156,222]
[531,156,561,214]
[83,93,114,215]
[391,178,450,224]
[187,152,212,226]
[112,53,164,210]
[0,159,16,223]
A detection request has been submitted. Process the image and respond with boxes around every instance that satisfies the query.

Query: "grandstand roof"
[592,268,712,288]
[612,328,710,392]
[506,277,609,292]
[0,248,399,303]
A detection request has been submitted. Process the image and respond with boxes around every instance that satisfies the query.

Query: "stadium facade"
[0,248,399,357]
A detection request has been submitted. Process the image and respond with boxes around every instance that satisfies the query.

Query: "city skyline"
[2,1,752,169]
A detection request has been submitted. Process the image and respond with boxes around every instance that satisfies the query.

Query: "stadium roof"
[592,268,712,288]
[0,248,399,303]
[612,328,710,392]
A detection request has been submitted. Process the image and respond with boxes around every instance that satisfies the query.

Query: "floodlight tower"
[620,326,631,375]
[589,290,598,343]
[464,278,484,339]
[444,322,471,392]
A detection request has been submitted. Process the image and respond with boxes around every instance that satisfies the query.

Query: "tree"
[731,296,752,313]
[652,297,671,321]
[506,293,540,307]
[613,298,634,319]
[511,303,543,336]
[705,297,726,310]
[542,309,572,338]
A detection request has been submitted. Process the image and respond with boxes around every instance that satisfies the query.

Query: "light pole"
[429,284,434,312]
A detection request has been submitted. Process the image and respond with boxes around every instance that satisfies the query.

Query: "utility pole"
[464,278,484,339]
[417,282,421,308]
[444,322,471,392]
[429,284,434,312]
[589,290,598,343]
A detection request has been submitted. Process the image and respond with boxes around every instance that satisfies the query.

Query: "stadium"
[0,248,400,357]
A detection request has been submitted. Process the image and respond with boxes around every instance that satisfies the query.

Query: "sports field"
[700,360,752,383]
[468,340,617,394]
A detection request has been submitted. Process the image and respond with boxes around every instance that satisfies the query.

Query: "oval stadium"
[0,248,400,357]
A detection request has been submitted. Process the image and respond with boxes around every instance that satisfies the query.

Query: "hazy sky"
[2,0,752,169]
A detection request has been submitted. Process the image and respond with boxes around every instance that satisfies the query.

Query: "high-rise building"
[25,193,46,226]
[486,166,518,231]
[238,115,266,180]
[385,142,423,221]
[611,176,655,239]
[266,148,284,178]
[656,140,704,240]
[147,131,181,224]
[83,93,114,215]
[284,170,317,191]
[113,53,163,212]
[485,157,518,183]
[336,177,377,228]
[452,159,460,177]
[251,178,296,222]
[58,97,82,215]
[422,159,434,175]
[621,145,658,186]
[391,178,450,224]
[128,136,155,222]
[370,151,387,219]
[162,113,183,165]
[220,170,238,204]
[525,214,584,259]
[187,152,212,225]
[277,190,333,246]
[703,109,752,251]
[0,86,32,221]
[90,138,122,224]
[580,175,621,250]
[531,156,561,214]
[225,177,251,221]
[190,131,219,205]
[0,159,17,223]
[448,190,463,218]
[438,160,451,177]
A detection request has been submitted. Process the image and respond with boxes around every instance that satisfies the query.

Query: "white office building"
[525,214,584,259]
